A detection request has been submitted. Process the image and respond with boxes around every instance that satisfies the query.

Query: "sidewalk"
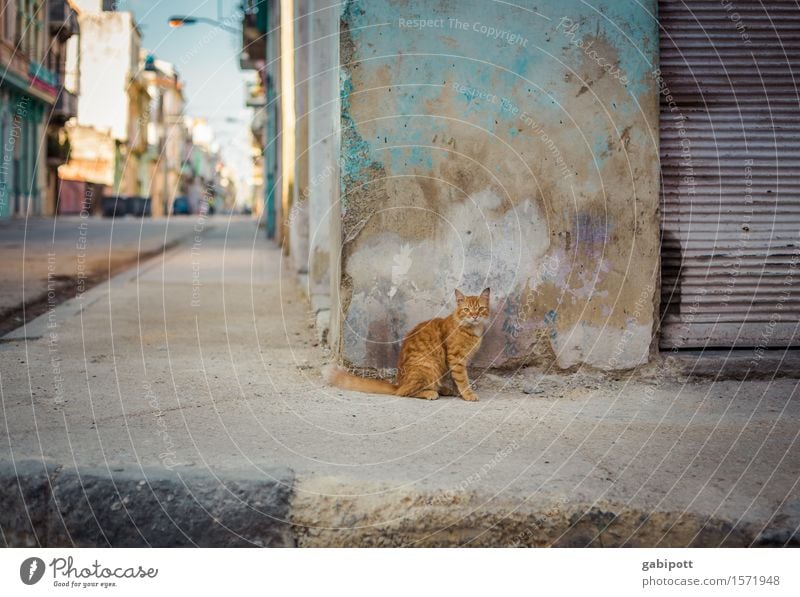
[0,216,198,336]
[1,218,798,547]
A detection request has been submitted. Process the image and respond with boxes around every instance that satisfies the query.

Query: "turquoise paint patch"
[384,146,433,172]
[407,146,433,170]
[510,54,533,79]
[591,132,609,159]
[341,0,658,177]
[340,69,382,196]
[338,0,658,369]
[551,0,657,107]
[341,0,368,30]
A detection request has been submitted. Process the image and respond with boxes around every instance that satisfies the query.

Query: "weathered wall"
[336,0,660,371]
[289,0,311,274]
[307,0,340,298]
[76,12,135,142]
[59,121,115,185]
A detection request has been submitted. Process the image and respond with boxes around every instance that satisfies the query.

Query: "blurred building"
[240,0,277,234]
[142,53,187,217]
[56,119,112,213]
[70,7,148,198]
[1,1,234,219]
[247,95,265,219]
[44,1,80,215]
[0,0,77,218]
[216,163,237,212]
[182,116,224,214]
[56,0,113,214]
[240,0,335,336]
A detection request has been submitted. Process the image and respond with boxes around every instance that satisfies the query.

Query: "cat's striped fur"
[323,288,490,401]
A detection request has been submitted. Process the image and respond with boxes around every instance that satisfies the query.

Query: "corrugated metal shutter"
[659,0,800,349]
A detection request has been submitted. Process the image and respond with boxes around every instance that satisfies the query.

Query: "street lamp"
[168,15,239,34]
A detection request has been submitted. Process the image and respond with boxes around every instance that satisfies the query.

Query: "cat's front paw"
[461,391,479,402]
[416,390,439,400]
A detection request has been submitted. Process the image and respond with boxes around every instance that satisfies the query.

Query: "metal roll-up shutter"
[659,0,800,349]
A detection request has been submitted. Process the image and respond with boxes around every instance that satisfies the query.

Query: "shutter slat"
[659,1,800,349]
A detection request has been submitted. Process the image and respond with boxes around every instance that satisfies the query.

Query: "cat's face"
[454,288,491,326]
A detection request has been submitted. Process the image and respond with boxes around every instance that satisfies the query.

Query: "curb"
[289,481,800,548]
[0,460,294,547]
[2,461,797,547]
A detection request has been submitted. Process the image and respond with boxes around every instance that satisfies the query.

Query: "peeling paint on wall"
[344,189,551,367]
[337,0,660,371]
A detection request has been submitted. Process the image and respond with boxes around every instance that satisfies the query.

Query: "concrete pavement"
[0,216,199,336]
[1,217,798,546]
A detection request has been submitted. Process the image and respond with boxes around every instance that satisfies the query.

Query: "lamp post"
[168,16,239,34]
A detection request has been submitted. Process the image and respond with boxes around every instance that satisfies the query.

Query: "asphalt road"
[0,215,203,336]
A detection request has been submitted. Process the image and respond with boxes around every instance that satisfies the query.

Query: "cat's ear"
[454,289,466,303]
[480,288,491,304]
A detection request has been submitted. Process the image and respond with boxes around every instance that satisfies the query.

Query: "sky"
[119,0,254,204]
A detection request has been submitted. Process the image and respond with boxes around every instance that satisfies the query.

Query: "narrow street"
[1,217,797,547]
[0,216,200,336]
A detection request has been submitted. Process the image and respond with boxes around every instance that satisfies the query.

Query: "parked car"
[172,196,191,215]
[126,196,151,217]
[101,196,127,218]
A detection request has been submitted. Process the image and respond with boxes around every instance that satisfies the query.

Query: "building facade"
[183,117,225,214]
[247,81,266,219]
[65,7,148,202]
[0,0,62,218]
[247,0,799,373]
[45,0,80,215]
[241,0,281,237]
[142,54,187,217]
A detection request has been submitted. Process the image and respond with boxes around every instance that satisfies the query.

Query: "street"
[0,216,201,336]
[0,217,797,547]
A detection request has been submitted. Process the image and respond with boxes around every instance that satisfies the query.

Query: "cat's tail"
[322,364,398,395]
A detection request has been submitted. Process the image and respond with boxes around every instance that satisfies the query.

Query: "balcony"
[245,79,266,108]
[29,62,59,87]
[250,106,266,139]
[240,0,267,69]
[49,0,79,41]
[46,130,70,166]
[29,62,59,102]
[51,88,78,123]
[0,41,29,81]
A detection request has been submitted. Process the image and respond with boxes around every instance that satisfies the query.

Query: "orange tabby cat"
[324,288,490,401]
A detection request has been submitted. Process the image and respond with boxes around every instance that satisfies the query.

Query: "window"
[15,0,23,50]
[29,0,45,64]
[2,0,16,42]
